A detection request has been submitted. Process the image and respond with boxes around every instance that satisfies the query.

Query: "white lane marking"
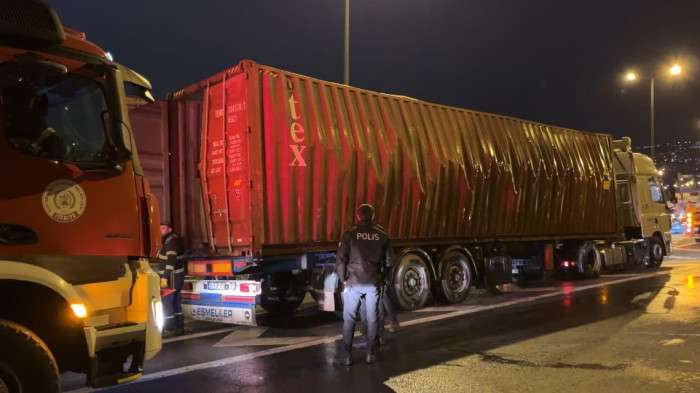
[667,255,699,260]
[215,326,267,343]
[674,244,699,251]
[163,327,236,344]
[65,269,674,392]
[630,291,653,305]
[661,338,686,346]
[65,335,344,393]
[415,305,481,313]
[213,327,320,347]
[601,274,639,278]
[630,332,700,337]
[513,287,558,292]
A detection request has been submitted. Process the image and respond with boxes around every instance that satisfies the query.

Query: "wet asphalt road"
[63,239,700,393]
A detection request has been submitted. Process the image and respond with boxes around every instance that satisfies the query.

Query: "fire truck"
[0,1,162,391]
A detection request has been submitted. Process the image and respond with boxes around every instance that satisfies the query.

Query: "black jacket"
[335,221,394,285]
[157,232,185,290]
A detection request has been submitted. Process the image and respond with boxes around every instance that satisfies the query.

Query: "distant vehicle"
[129,60,671,325]
[672,190,699,235]
[671,215,684,235]
[0,1,162,391]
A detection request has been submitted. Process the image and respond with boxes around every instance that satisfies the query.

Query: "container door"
[201,73,252,253]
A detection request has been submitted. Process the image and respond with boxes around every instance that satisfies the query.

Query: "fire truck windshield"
[0,69,115,164]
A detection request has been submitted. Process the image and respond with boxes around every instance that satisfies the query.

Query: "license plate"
[184,304,256,325]
[203,281,233,291]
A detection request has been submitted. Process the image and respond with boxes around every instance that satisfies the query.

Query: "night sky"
[48,0,700,145]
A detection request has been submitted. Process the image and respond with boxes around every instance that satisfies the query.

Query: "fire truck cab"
[0,1,162,391]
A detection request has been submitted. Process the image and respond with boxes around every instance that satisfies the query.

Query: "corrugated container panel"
[168,98,209,250]
[128,102,170,222]
[171,60,618,256]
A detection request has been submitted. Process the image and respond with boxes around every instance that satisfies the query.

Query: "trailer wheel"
[646,237,664,268]
[391,253,432,310]
[577,242,601,279]
[0,319,59,393]
[260,273,306,316]
[437,252,473,304]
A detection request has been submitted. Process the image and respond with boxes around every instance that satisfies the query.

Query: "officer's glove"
[160,278,168,289]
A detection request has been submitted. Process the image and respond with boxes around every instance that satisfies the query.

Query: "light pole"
[624,63,683,159]
[344,0,350,85]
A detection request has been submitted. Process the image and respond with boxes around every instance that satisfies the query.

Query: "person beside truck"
[335,204,394,365]
[157,223,186,336]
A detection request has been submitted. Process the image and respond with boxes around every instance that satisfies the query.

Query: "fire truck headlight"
[70,303,88,318]
[153,298,164,332]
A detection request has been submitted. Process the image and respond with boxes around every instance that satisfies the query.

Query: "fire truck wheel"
[0,319,59,393]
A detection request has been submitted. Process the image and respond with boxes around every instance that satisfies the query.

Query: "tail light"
[560,260,574,268]
[239,283,260,294]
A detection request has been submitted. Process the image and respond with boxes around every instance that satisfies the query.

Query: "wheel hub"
[446,261,467,292]
[403,268,421,296]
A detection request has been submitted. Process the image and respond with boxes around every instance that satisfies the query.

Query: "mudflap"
[311,265,340,313]
[486,255,512,285]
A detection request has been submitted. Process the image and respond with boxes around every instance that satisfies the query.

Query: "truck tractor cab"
[613,137,672,265]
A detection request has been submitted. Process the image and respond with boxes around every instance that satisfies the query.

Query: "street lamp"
[344,0,350,85]
[623,63,684,159]
[670,64,682,76]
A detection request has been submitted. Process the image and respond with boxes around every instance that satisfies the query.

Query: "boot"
[174,314,185,336]
[366,351,376,364]
[335,346,353,366]
[386,321,401,333]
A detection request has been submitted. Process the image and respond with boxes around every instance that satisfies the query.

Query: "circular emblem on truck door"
[42,179,87,223]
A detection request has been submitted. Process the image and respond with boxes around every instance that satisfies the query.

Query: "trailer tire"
[260,273,306,316]
[391,252,432,311]
[577,242,601,279]
[0,319,59,393]
[646,237,664,268]
[437,251,473,304]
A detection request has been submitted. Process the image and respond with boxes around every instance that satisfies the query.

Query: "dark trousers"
[381,283,398,326]
[342,284,381,355]
[164,290,184,332]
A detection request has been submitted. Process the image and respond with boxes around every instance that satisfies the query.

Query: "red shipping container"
[135,60,617,257]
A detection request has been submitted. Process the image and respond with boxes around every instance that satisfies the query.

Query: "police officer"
[335,204,393,365]
[157,222,185,335]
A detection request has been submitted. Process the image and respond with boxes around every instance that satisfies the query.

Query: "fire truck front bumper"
[83,322,149,387]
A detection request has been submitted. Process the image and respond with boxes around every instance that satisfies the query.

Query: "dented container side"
[164,60,619,256]
[254,64,618,251]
